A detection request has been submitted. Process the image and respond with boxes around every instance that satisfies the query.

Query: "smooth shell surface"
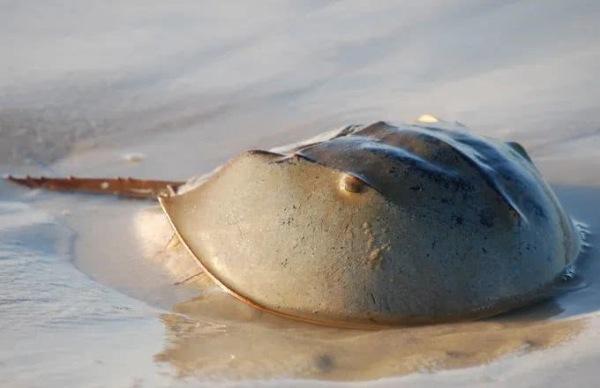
[160,121,581,326]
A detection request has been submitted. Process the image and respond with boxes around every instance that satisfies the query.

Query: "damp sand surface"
[2,1,600,387]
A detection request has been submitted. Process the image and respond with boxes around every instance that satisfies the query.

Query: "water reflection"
[156,279,584,381]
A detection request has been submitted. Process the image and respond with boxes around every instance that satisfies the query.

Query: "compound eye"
[339,173,366,193]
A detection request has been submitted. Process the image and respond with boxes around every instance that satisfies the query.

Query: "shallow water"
[0,199,169,387]
[2,1,600,387]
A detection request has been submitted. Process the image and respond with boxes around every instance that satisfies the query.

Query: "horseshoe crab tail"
[4,175,184,200]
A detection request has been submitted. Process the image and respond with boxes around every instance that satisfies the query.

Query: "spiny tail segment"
[5,175,185,200]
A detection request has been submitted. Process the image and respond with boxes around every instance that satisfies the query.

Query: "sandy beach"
[1,1,600,387]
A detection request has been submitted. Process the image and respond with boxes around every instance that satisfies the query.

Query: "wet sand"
[1,1,600,387]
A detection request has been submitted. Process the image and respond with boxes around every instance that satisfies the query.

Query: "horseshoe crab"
[6,118,581,327]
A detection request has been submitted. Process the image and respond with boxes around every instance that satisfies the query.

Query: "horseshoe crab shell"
[159,121,581,327]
